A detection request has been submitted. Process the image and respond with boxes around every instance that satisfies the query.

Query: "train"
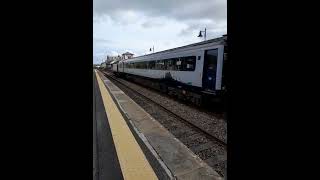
[110,35,227,106]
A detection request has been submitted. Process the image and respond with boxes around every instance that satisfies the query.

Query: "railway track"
[103,71,227,147]
[101,71,227,177]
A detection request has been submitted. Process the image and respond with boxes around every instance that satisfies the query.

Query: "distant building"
[106,55,122,63]
[100,62,107,68]
[104,52,134,67]
[122,52,134,59]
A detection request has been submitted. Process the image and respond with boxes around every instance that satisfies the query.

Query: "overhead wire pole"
[205,28,207,40]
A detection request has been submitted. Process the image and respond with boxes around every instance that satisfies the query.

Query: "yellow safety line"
[95,71,158,180]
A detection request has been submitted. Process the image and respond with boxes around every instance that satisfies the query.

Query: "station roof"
[122,52,134,55]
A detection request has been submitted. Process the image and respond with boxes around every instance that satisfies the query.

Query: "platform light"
[149,46,154,53]
[198,28,207,41]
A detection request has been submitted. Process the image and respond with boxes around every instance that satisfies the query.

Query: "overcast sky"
[93,0,227,64]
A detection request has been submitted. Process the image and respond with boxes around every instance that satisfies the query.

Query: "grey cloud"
[178,19,226,39]
[107,11,142,25]
[93,37,113,44]
[94,0,177,16]
[179,22,202,36]
[93,0,226,23]
[141,20,164,28]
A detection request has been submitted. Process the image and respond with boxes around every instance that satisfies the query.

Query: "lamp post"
[198,28,207,41]
[149,46,154,53]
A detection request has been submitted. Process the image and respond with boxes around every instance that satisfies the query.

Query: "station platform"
[93,70,222,180]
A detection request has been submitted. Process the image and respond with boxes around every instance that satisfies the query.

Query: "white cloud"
[110,51,120,56]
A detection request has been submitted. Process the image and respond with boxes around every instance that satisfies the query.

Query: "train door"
[203,49,218,91]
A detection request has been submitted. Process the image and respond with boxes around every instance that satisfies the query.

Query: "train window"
[156,60,165,70]
[206,50,217,70]
[138,61,145,69]
[137,62,142,69]
[125,56,195,71]
[172,58,179,70]
[146,61,149,69]
[149,61,156,69]
[160,60,165,69]
[166,58,176,70]
[181,56,196,71]
[142,61,148,69]
[163,59,167,70]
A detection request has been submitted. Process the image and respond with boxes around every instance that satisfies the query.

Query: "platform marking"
[95,72,158,180]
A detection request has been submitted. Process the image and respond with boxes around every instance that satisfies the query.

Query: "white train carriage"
[119,36,226,93]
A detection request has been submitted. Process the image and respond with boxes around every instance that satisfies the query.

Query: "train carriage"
[113,35,227,106]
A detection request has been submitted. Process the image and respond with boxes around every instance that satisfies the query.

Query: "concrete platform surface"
[93,71,124,180]
[95,70,158,180]
[97,71,223,180]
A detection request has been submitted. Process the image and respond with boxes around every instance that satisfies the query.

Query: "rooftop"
[122,52,134,55]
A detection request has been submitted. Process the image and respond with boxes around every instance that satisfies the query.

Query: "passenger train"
[111,35,227,106]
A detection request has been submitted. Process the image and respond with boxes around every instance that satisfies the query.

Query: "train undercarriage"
[115,72,225,108]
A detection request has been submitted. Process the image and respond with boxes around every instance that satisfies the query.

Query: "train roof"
[120,34,227,63]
